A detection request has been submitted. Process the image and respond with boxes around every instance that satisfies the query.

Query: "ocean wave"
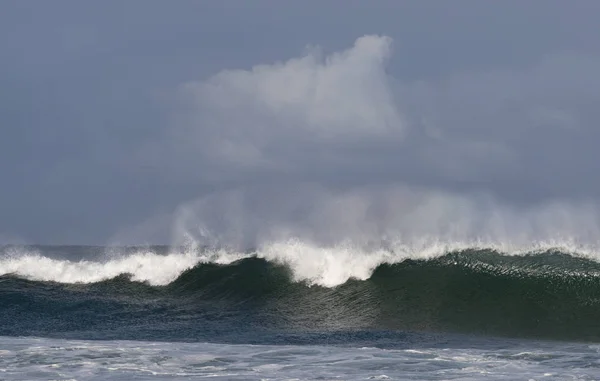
[0,245,244,286]
[0,240,598,287]
[3,245,600,342]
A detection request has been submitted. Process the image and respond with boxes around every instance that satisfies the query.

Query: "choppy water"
[2,336,600,380]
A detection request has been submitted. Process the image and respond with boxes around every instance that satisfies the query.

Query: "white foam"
[258,240,395,287]
[256,238,600,286]
[1,239,599,287]
[0,247,245,286]
[0,336,597,381]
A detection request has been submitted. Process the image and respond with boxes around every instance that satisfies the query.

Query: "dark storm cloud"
[1,0,600,244]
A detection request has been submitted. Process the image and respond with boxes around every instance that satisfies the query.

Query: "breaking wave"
[3,242,600,342]
[0,240,597,287]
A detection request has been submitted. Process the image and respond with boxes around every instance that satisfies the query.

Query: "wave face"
[2,244,600,343]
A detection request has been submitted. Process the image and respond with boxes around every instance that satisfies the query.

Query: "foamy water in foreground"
[1,336,599,380]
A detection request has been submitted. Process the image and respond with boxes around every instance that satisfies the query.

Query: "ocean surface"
[1,243,600,380]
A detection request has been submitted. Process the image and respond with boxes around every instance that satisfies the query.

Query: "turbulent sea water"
[2,243,600,380]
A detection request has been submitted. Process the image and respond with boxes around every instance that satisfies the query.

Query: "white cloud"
[169,35,403,176]
[190,35,400,136]
[159,36,600,193]
[123,36,600,248]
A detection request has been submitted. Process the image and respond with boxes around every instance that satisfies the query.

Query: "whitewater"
[2,336,600,381]
[2,238,599,287]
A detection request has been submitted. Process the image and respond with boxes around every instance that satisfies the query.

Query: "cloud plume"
[123,35,600,250]
[143,35,404,183]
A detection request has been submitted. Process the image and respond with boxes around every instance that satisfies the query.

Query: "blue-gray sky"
[2,0,600,245]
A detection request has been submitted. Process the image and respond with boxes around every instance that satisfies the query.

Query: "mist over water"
[4,178,600,344]
[3,184,600,289]
[162,183,600,286]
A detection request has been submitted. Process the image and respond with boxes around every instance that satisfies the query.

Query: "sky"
[2,0,600,246]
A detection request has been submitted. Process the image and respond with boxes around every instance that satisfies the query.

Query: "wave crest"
[1,239,599,287]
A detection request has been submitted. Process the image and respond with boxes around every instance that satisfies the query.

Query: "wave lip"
[1,240,600,287]
[0,246,239,286]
